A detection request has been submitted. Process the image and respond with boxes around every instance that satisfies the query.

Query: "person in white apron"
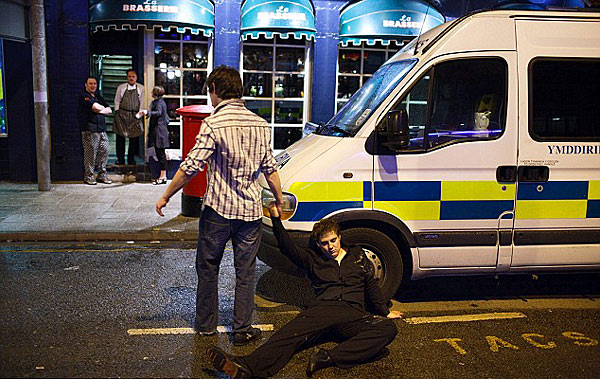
[114,70,144,165]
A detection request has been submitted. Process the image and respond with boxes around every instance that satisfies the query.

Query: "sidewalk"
[0,180,199,242]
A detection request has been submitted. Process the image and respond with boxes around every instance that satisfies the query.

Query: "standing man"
[156,65,283,345]
[78,76,112,185]
[114,69,144,165]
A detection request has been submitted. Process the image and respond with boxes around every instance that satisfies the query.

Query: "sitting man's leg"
[208,304,335,378]
[317,313,398,372]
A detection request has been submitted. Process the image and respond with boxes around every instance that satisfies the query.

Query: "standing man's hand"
[156,196,169,216]
[269,202,280,218]
[386,310,405,319]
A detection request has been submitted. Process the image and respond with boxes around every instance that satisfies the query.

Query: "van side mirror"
[377,109,409,150]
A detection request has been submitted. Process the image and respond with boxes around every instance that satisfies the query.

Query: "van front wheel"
[342,228,403,299]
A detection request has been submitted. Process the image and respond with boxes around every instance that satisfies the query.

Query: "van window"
[530,59,600,141]
[396,58,507,151]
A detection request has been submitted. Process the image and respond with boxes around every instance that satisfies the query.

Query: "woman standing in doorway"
[146,86,170,184]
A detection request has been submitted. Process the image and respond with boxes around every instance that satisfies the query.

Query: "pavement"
[0,177,200,242]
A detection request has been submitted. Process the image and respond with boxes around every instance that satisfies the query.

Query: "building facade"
[0,0,587,182]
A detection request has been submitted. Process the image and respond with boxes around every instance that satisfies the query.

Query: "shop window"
[153,29,211,150]
[336,42,404,113]
[242,36,310,152]
[393,58,507,151]
[530,59,600,141]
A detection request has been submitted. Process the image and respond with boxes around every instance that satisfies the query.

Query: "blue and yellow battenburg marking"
[516,180,600,219]
[288,180,600,222]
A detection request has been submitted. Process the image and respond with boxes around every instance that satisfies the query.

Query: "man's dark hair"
[310,218,341,243]
[126,69,137,75]
[206,65,243,100]
[85,76,98,84]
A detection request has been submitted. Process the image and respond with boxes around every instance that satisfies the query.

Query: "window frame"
[149,29,213,152]
[387,56,509,154]
[240,36,312,153]
[527,57,600,143]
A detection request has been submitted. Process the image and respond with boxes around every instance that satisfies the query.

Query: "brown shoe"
[206,346,251,379]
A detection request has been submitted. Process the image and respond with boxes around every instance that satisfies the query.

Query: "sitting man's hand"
[386,310,405,319]
[269,202,280,218]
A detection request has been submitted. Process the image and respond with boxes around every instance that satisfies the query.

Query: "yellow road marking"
[127,324,274,336]
[404,312,527,324]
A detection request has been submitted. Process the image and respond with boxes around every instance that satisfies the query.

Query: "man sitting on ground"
[207,203,404,378]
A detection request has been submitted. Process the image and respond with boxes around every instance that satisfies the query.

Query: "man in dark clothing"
[78,76,112,185]
[207,203,403,378]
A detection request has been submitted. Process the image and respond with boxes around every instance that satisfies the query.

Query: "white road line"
[127,324,274,336]
[403,312,527,325]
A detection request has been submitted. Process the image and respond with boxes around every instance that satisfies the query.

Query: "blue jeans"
[195,206,261,333]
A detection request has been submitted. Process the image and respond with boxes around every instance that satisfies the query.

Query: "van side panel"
[513,18,600,268]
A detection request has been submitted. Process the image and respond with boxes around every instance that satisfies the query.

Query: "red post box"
[176,104,214,217]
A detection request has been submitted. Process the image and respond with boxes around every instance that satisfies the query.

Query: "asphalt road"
[1,242,599,378]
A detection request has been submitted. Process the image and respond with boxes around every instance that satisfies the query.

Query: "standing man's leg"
[95,132,110,182]
[115,134,125,164]
[230,218,261,334]
[195,206,231,334]
[127,136,140,164]
[81,131,97,184]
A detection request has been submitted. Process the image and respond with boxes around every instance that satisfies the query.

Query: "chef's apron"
[114,88,143,138]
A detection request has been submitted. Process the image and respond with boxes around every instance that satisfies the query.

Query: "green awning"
[339,0,445,47]
[241,0,316,41]
[89,0,215,36]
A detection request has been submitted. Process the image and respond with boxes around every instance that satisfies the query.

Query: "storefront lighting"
[167,71,175,80]
[175,70,181,78]
[159,62,167,69]
[161,68,167,73]
[186,62,192,67]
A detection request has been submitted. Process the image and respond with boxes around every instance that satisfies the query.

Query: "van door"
[511,18,600,268]
[372,53,518,270]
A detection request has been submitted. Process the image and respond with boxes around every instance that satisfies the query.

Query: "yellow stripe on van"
[288,182,363,202]
[374,201,440,220]
[441,181,515,201]
[589,181,600,200]
[515,200,587,219]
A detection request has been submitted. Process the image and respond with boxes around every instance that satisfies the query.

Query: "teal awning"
[89,0,215,36]
[339,0,445,47]
[241,0,316,41]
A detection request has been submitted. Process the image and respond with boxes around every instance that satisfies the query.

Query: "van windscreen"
[318,59,417,137]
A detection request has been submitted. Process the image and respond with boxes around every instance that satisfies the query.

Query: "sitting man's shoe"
[207,345,252,379]
[233,326,261,346]
[115,159,125,165]
[84,178,97,185]
[306,348,334,377]
[96,176,112,184]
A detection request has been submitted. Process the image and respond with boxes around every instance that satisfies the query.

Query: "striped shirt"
[180,99,277,221]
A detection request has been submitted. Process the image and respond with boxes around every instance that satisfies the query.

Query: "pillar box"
[176,104,214,217]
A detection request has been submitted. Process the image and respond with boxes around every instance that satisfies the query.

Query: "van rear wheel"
[341,228,403,299]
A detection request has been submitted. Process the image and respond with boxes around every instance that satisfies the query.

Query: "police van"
[258,8,600,298]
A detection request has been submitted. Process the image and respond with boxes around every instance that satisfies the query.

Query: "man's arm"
[156,168,194,216]
[268,203,313,270]
[264,170,283,215]
[114,84,123,111]
[363,257,404,318]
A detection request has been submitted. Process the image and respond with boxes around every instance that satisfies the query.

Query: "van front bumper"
[257,222,310,277]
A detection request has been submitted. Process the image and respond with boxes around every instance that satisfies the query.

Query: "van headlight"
[261,188,297,220]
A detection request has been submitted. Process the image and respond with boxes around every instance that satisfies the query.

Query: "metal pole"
[31,0,51,191]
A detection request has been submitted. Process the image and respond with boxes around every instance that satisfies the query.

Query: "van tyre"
[341,228,403,299]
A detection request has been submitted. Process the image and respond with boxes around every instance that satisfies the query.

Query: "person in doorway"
[78,76,112,185]
[114,69,144,165]
[207,203,404,378]
[146,86,170,185]
[155,65,283,345]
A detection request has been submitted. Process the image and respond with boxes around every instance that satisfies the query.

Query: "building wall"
[0,39,36,182]
[45,0,90,181]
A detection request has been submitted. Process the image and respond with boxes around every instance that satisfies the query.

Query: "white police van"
[258,8,600,298]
